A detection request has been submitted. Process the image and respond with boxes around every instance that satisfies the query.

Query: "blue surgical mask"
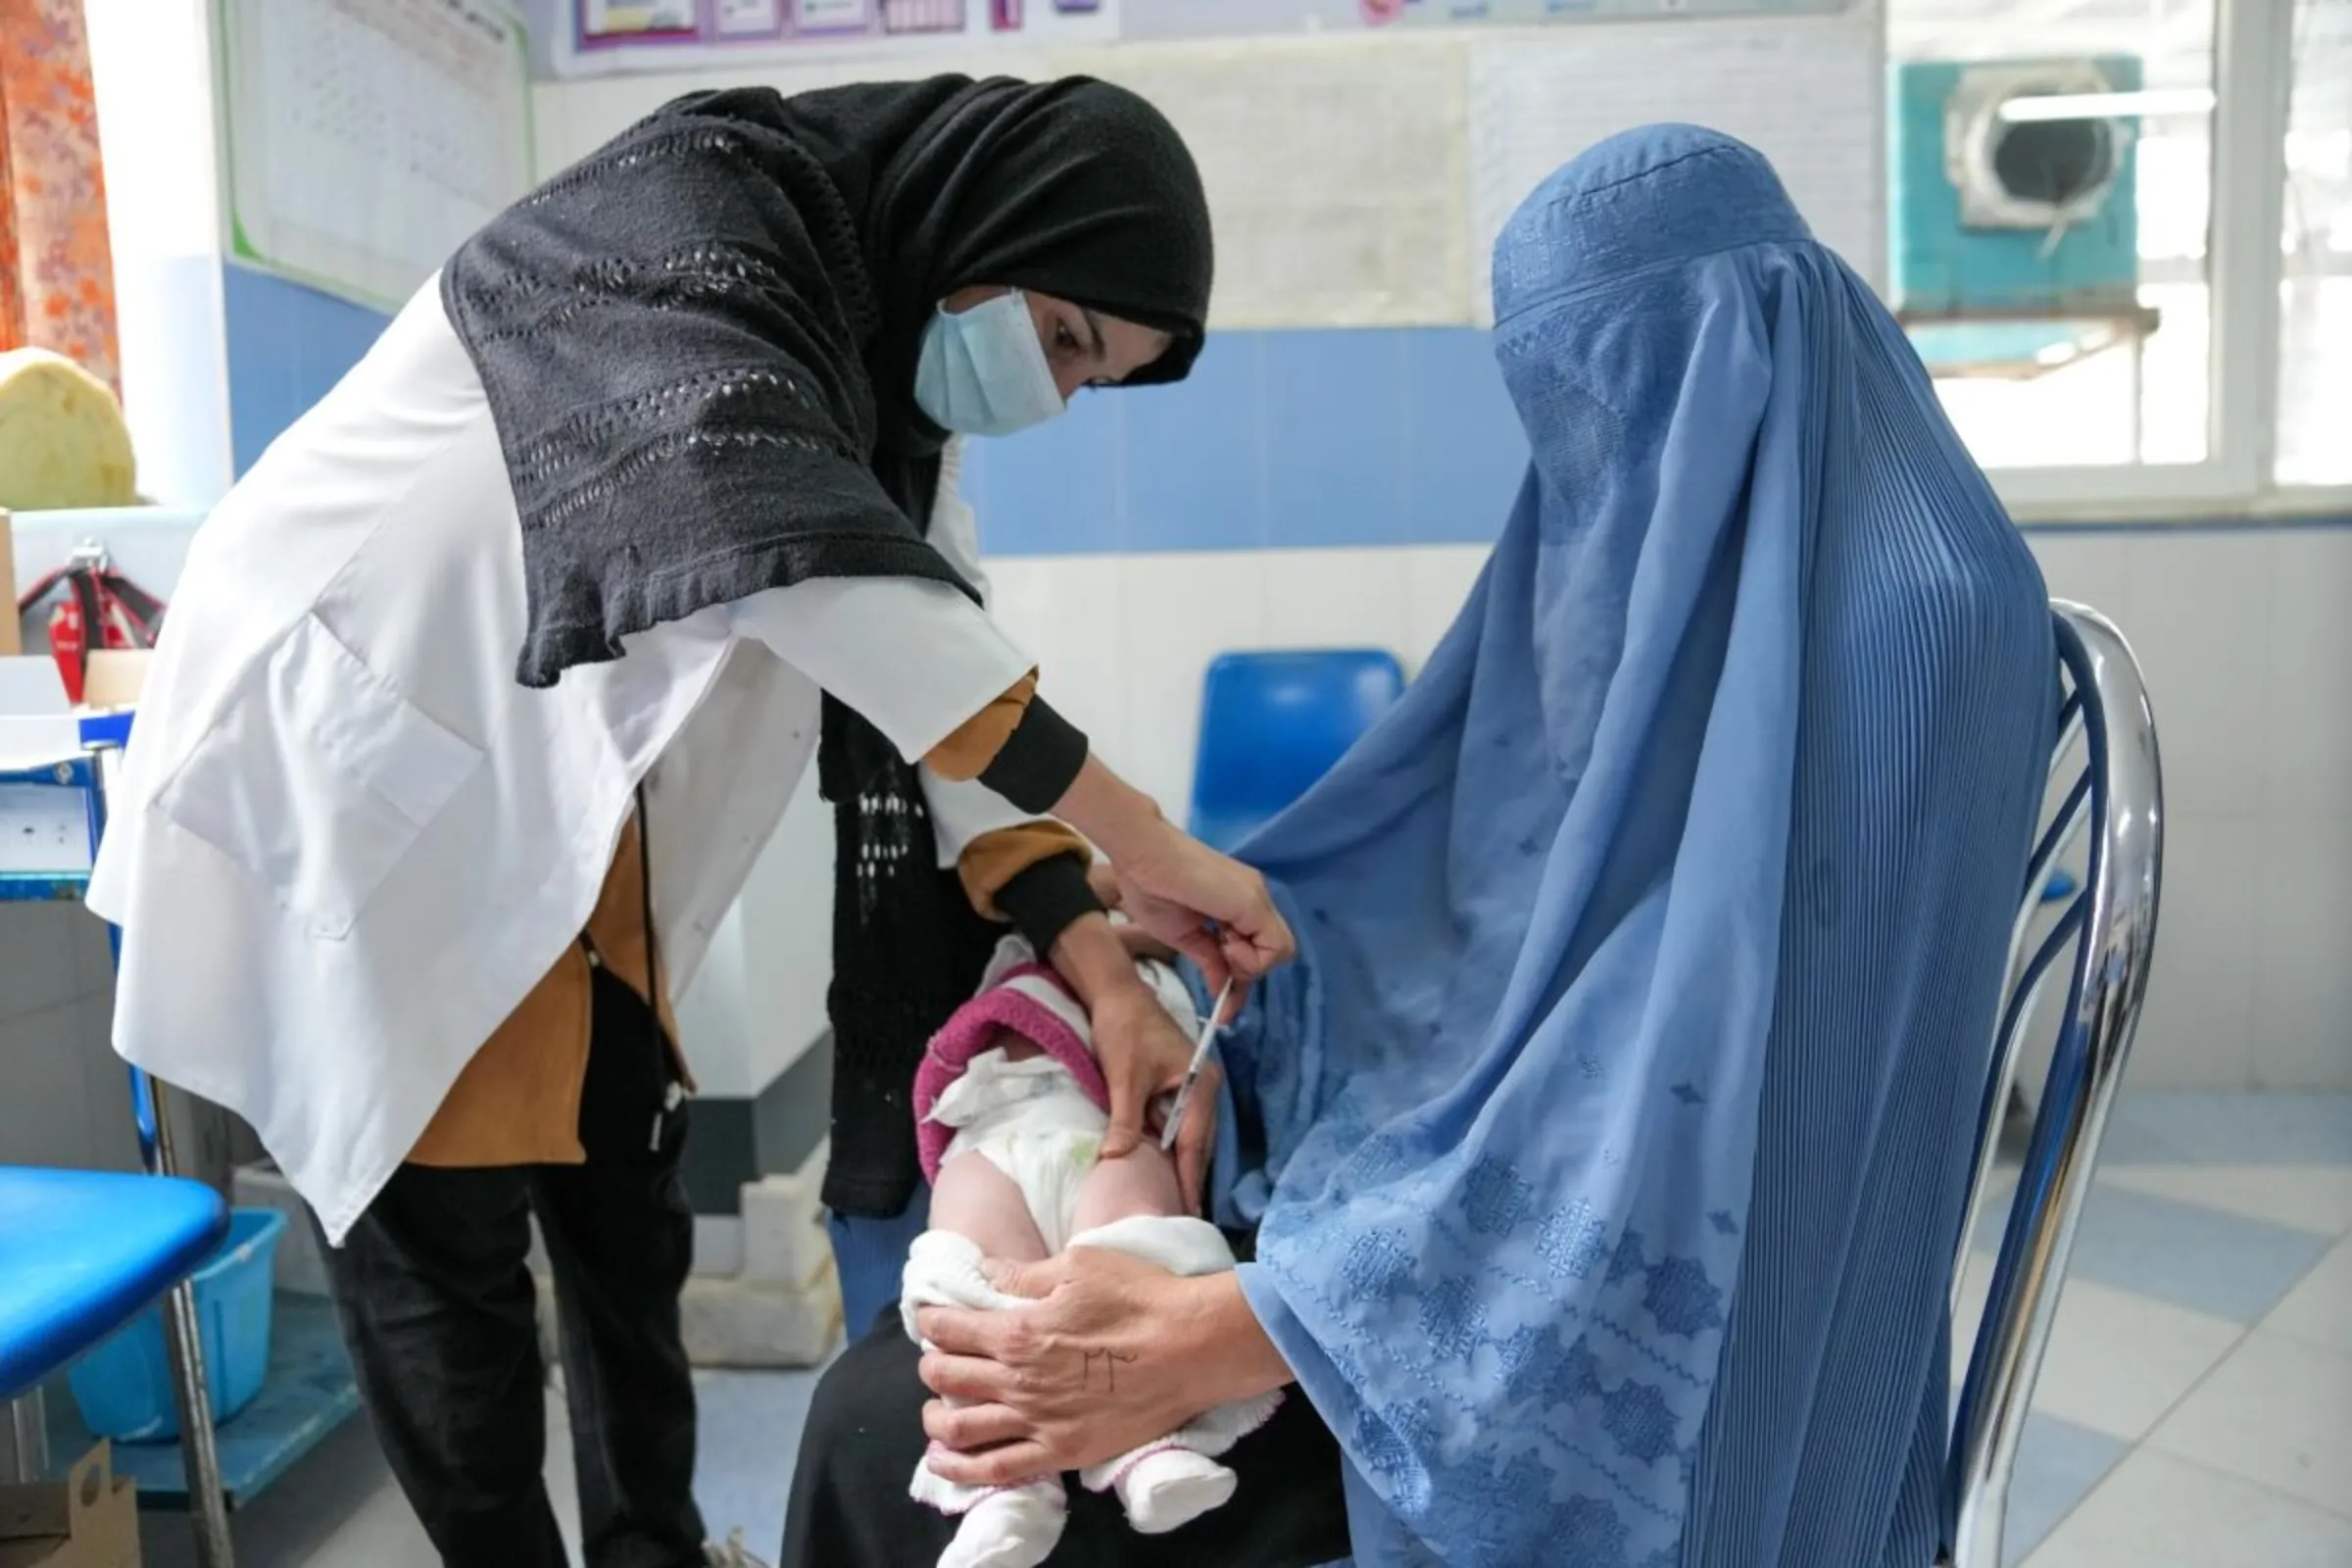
[912,290,1067,437]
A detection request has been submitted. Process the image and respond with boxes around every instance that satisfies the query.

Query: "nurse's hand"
[1084,864,1184,965]
[1048,913,1221,1208]
[1053,758,1295,996]
[1110,832,1293,1006]
[915,1250,1293,1485]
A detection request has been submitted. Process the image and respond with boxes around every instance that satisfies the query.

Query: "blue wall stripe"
[964,326,2352,556]
[1128,331,1268,552]
[221,265,393,477]
[208,293,2349,552]
[1264,327,1410,549]
[964,326,1535,557]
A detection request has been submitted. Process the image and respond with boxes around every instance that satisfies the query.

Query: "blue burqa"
[1210,127,2055,1566]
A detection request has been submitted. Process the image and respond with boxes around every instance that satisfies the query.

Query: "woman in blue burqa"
[783,124,2056,1568]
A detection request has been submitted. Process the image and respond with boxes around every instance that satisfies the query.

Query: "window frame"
[1980,0,2350,521]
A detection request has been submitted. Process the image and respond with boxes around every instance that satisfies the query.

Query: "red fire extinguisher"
[15,542,168,705]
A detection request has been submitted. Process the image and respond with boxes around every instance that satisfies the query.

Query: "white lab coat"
[86,283,1047,1244]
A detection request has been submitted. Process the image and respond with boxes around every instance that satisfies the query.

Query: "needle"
[1158,978,1233,1153]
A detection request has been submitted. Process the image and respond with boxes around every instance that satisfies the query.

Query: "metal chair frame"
[1946,601,2164,1568]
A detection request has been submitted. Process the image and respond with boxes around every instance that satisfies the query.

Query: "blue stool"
[0,1166,227,1485]
[1188,650,1405,853]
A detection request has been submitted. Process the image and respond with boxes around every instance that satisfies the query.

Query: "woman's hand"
[1092,987,1221,1208]
[1048,914,1221,1208]
[914,1250,1292,1485]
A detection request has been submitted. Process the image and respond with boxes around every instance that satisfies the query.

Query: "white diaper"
[931,1047,1111,1255]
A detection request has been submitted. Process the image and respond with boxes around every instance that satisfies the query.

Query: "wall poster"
[557,0,1118,74]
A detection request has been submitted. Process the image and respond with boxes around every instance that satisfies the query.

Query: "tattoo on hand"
[1080,1349,1139,1392]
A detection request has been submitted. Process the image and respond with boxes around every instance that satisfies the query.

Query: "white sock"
[1108,1446,1238,1535]
[936,1484,1066,1568]
[901,1231,1019,1344]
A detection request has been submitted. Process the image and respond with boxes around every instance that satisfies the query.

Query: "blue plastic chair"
[0,1168,227,1401]
[0,1165,227,1488]
[1188,650,1406,853]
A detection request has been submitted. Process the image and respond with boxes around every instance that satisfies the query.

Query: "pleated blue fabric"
[1207,125,2055,1566]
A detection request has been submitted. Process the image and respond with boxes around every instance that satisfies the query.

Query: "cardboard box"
[0,1444,139,1568]
[77,652,149,711]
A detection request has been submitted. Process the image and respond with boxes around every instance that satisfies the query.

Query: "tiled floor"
[1966,1091,2352,1567]
[132,1090,2352,1568]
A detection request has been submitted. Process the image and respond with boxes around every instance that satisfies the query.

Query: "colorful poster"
[1116,0,1848,38]
[714,0,788,37]
[578,1,697,43]
[796,0,878,33]
[555,0,1116,73]
[880,0,964,33]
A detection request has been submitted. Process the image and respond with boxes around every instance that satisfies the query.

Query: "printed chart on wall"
[215,0,534,313]
[1465,18,1884,319]
[1071,37,1470,328]
[558,0,1119,75]
[1117,0,1848,39]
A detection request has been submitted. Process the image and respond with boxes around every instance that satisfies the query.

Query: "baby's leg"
[909,1153,1059,1568]
[930,1151,1050,1262]
[1066,1144,1251,1536]
[1069,1140,1185,1234]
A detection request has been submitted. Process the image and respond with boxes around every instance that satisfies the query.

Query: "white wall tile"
[1254,549,1414,656]
[1114,552,1269,819]
[732,767,835,1098]
[2262,530,2352,821]
[84,0,235,510]
[75,993,138,1173]
[2028,531,2132,624]
[986,556,1132,772]
[72,904,119,1000]
[2130,812,2264,1088]
[1403,545,1492,669]
[2251,815,2352,1090]
[0,905,84,1026]
[2125,531,2274,820]
[0,1003,96,1168]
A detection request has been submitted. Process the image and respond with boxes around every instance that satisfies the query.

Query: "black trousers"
[782,1309,1353,1567]
[319,964,706,1568]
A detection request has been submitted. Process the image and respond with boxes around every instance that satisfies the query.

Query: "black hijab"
[440,74,1211,689]
[763,77,1210,454]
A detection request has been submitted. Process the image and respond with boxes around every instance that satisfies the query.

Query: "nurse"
[87,77,1291,1568]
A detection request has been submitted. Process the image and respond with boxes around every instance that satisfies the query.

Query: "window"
[1886,0,2219,473]
[2275,0,2351,486]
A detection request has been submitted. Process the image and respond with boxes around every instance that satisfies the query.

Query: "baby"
[900,936,1282,1568]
